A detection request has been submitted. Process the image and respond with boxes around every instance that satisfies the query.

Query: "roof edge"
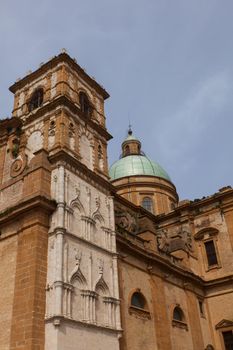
[9,52,110,99]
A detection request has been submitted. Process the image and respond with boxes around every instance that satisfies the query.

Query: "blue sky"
[1,0,233,200]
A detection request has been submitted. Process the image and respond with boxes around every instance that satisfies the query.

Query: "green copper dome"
[109,155,171,182]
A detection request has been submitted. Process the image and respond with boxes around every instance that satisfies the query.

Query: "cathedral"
[0,51,233,350]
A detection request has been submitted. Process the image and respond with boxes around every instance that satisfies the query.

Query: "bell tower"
[9,50,111,178]
[0,51,121,350]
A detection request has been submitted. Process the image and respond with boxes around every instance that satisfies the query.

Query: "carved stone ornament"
[75,183,81,198]
[74,249,82,266]
[176,228,193,252]
[157,226,193,254]
[10,154,27,178]
[115,208,137,233]
[157,229,170,253]
[98,258,104,275]
[95,195,101,209]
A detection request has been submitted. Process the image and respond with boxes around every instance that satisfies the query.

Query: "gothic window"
[222,330,233,350]
[79,92,92,116]
[131,292,146,309]
[142,197,153,213]
[70,271,87,321]
[173,306,184,322]
[95,288,106,325]
[72,206,82,235]
[204,240,218,267]
[95,279,110,325]
[28,88,43,112]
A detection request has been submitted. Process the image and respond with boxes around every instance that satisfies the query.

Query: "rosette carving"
[10,154,27,178]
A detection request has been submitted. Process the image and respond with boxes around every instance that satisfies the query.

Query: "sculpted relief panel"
[156,225,193,254]
[115,205,138,234]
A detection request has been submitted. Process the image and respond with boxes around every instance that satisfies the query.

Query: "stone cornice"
[48,149,115,194]
[112,176,178,200]
[116,232,203,286]
[117,230,233,290]
[20,95,112,141]
[45,315,122,333]
[0,194,56,227]
[203,274,233,288]
[112,175,177,190]
[0,116,22,133]
[49,228,116,257]
[9,52,110,100]
[156,188,233,224]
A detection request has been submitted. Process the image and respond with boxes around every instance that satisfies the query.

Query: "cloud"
[157,71,231,160]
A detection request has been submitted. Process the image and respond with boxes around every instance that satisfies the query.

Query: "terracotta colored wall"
[149,275,172,350]
[118,260,158,350]
[0,235,18,350]
[10,212,50,350]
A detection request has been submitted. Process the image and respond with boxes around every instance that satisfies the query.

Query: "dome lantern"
[121,127,142,157]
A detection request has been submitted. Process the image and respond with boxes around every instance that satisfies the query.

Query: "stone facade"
[0,52,232,350]
[115,189,233,350]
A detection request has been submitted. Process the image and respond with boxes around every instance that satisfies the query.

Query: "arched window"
[142,197,153,213]
[79,92,91,116]
[131,292,146,309]
[28,88,43,112]
[173,306,184,322]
